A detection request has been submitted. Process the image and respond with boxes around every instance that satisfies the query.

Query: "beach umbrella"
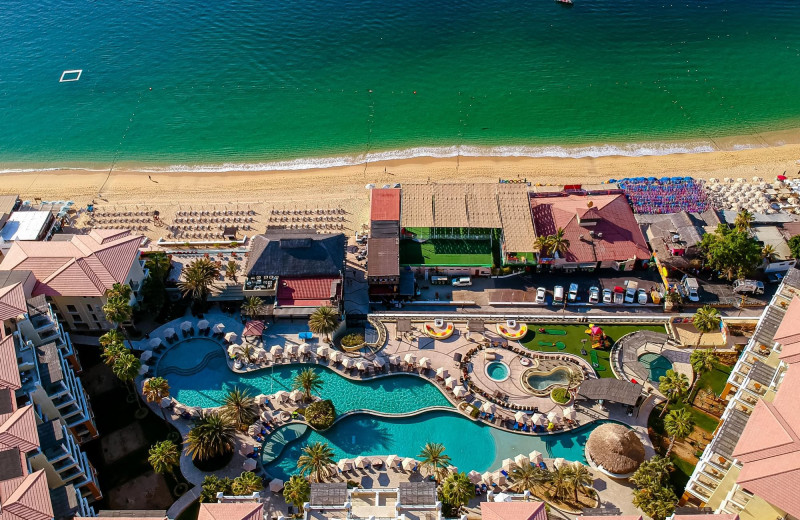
[242,458,257,471]
[268,479,284,493]
[341,357,355,369]
[213,323,225,334]
[138,365,149,376]
[553,458,567,469]
[227,345,238,357]
[239,444,255,456]
[481,402,496,414]
[563,406,577,420]
[481,471,494,485]
[273,390,288,402]
[260,409,273,421]
[224,332,238,343]
[435,367,448,379]
[160,397,173,408]
[373,356,386,368]
[338,459,353,472]
[529,450,543,464]
[388,354,400,365]
[386,455,400,468]
[708,177,719,183]
[285,344,298,356]
[149,338,162,349]
[372,458,383,468]
[493,471,507,485]
[180,321,192,332]
[331,351,343,363]
[467,470,482,484]
[418,357,431,369]
[493,492,512,503]
[453,386,468,398]
[163,328,176,338]
[447,465,458,475]
[298,343,310,355]
[197,319,209,330]
[723,177,732,183]
[355,360,367,371]
[316,345,330,358]
[514,411,527,424]
[445,376,457,389]
[247,424,259,435]
[289,389,304,402]
[403,353,416,365]
[402,458,418,471]
[140,350,153,362]
[547,411,561,424]
[270,345,284,357]
[501,458,516,472]
[515,454,530,467]
[365,184,375,190]
[354,456,370,469]
[531,413,546,425]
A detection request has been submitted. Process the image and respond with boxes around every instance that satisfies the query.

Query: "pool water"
[526,367,571,391]
[157,339,451,413]
[486,361,509,381]
[638,353,674,382]
[264,410,613,480]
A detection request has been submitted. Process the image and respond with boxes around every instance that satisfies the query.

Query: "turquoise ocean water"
[1,0,799,170]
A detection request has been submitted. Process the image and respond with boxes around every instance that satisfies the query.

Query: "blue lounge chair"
[501,470,509,477]
[539,461,547,470]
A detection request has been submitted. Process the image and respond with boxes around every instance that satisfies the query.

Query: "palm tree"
[418,443,451,483]
[292,368,323,403]
[566,463,594,503]
[103,283,134,346]
[232,343,256,364]
[548,228,570,258]
[297,442,335,483]
[510,464,550,493]
[658,370,690,417]
[225,260,240,282]
[440,473,473,515]
[535,235,551,257]
[99,329,124,349]
[241,296,264,319]
[232,471,263,495]
[184,412,236,461]
[688,349,718,396]
[692,305,721,349]
[142,377,171,419]
[178,258,220,301]
[664,408,695,456]
[145,252,172,280]
[734,209,754,232]
[551,465,573,501]
[101,342,127,366]
[308,306,338,342]
[148,440,180,478]
[112,352,142,404]
[221,387,257,430]
[761,244,777,262]
[283,475,310,514]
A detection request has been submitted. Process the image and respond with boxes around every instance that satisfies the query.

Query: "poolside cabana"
[467,470,482,484]
[529,450,543,464]
[418,357,431,369]
[289,389,304,402]
[181,321,193,333]
[270,345,284,358]
[481,402,496,414]
[453,386,469,398]
[341,357,355,369]
[212,323,225,335]
[149,338,162,349]
[224,332,238,344]
[435,367,448,379]
[403,353,416,366]
[373,356,386,368]
[445,376,457,389]
[316,345,330,358]
[331,351,343,363]
[286,344,298,357]
[298,343,310,355]
[355,360,367,371]
[243,320,265,338]
[197,319,209,331]
[402,458,418,471]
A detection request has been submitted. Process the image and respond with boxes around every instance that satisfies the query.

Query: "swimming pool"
[486,361,510,382]
[524,367,571,391]
[157,339,451,413]
[263,410,613,480]
[638,353,673,382]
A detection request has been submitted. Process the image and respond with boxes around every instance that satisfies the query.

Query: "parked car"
[535,287,547,303]
[589,286,600,304]
[602,288,612,303]
[637,288,648,305]
[568,283,579,302]
[681,275,700,302]
[733,279,764,295]
[553,285,564,303]
[624,285,637,304]
[451,276,472,287]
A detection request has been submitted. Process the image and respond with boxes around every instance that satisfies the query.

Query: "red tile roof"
[530,194,650,263]
[0,284,27,322]
[480,502,548,520]
[371,189,401,222]
[0,337,21,391]
[0,470,53,520]
[773,297,800,364]
[0,407,39,454]
[672,516,738,520]
[0,230,143,297]
[197,503,263,520]
[578,516,643,520]
[733,363,800,517]
[277,277,339,307]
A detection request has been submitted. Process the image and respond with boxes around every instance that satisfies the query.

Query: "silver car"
[535,287,547,303]
[589,286,600,304]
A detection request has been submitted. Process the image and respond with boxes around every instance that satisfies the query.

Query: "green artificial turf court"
[399,238,494,266]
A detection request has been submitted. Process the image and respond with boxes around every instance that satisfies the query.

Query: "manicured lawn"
[650,401,720,435]
[669,454,695,491]
[692,360,732,398]
[399,239,493,266]
[520,324,666,378]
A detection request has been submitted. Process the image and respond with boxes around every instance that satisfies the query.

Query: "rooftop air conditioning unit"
[672,234,681,243]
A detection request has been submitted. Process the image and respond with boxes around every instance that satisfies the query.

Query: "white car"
[602,288,612,303]
[535,287,547,303]
[568,283,579,302]
[624,287,636,303]
[589,286,600,304]
[637,289,648,305]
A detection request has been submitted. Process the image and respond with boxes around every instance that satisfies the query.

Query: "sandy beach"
[1,143,799,242]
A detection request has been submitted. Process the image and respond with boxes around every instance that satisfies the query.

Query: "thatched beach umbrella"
[386,455,400,468]
[354,456,370,469]
[481,471,494,485]
[501,458,516,472]
[467,470,482,484]
[585,423,646,476]
[529,450,543,464]
[553,458,567,469]
[338,459,353,472]
[402,458,418,471]
[493,471,507,485]
[514,454,530,467]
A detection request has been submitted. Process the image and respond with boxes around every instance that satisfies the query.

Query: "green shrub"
[469,405,480,418]
[305,399,336,430]
[199,475,233,503]
[551,387,570,404]
[341,333,365,348]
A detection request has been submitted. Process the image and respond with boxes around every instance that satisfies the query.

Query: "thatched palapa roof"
[585,423,645,476]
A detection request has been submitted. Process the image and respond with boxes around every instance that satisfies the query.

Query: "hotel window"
[67,305,78,313]
[86,305,93,312]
